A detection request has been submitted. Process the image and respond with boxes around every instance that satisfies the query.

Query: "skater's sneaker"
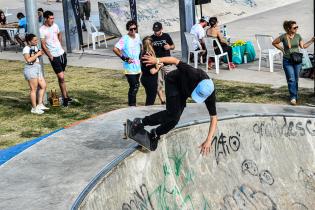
[131,118,144,136]
[149,129,160,151]
[31,107,44,115]
[37,104,50,110]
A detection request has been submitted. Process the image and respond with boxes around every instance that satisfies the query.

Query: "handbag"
[290,52,303,64]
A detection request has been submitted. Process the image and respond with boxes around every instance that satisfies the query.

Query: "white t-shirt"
[40,23,64,57]
[23,45,40,64]
[190,23,205,50]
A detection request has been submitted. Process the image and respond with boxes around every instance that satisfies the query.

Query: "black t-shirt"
[151,33,174,57]
[141,59,157,78]
[166,61,217,116]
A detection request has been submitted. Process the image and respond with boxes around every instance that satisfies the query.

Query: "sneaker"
[31,107,44,115]
[149,129,160,151]
[37,104,50,110]
[290,99,297,106]
[131,118,144,136]
[63,98,69,107]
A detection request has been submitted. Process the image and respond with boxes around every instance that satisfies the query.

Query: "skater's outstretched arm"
[142,54,180,66]
[199,115,217,156]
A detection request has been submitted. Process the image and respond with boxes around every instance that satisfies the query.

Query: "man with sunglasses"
[113,20,142,106]
[130,55,218,156]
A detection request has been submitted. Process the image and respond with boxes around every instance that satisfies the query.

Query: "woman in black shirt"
[141,36,163,105]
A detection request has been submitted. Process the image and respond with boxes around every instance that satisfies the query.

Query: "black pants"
[0,30,11,48]
[141,75,158,106]
[126,74,140,106]
[215,43,232,62]
[142,80,185,136]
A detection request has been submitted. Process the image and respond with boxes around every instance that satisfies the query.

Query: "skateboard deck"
[125,119,152,151]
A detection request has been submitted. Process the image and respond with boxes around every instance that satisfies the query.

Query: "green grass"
[0,59,313,149]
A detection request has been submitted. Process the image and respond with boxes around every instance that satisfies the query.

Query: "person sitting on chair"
[206,17,236,70]
[14,12,27,47]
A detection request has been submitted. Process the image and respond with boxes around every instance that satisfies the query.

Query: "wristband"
[156,58,160,65]
[120,55,130,62]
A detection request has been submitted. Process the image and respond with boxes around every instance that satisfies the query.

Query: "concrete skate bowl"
[73,114,315,210]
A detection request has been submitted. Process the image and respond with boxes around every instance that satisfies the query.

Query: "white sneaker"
[37,104,50,110]
[31,107,44,115]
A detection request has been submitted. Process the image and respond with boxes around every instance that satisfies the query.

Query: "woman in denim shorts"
[23,34,49,114]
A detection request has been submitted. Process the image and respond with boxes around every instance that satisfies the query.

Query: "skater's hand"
[199,139,212,156]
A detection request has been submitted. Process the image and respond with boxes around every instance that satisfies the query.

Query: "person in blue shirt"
[14,12,27,47]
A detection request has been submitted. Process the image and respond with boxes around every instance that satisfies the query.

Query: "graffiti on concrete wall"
[242,159,274,185]
[211,132,241,164]
[252,117,315,151]
[224,0,257,7]
[220,184,277,209]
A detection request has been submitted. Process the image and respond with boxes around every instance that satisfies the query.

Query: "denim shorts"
[23,63,43,80]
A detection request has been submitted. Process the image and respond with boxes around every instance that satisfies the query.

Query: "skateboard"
[124,119,152,151]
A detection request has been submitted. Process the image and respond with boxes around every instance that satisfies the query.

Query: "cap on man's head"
[200,16,210,25]
[153,22,162,32]
[191,79,214,103]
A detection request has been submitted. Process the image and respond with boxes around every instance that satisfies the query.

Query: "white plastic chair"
[84,20,107,50]
[204,37,229,74]
[4,7,12,17]
[255,34,282,72]
[184,32,205,68]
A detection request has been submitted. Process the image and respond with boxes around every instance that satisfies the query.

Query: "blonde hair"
[142,36,156,58]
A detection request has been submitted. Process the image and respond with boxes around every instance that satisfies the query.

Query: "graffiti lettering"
[212,132,240,164]
[242,160,274,185]
[298,167,315,192]
[253,117,315,139]
[221,184,277,209]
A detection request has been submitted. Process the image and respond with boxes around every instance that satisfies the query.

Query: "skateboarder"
[131,55,217,156]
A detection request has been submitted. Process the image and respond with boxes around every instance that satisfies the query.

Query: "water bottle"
[223,25,227,38]
[244,54,248,64]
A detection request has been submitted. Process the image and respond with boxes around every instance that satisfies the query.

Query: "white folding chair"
[255,34,282,72]
[204,37,229,74]
[4,7,12,17]
[84,20,107,50]
[184,32,205,68]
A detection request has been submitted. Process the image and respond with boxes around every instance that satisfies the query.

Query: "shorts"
[158,65,176,91]
[79,1,91,19]
[50,53,67,74]
[24,63,43,80]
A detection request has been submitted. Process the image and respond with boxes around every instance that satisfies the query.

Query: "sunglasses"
[129,27,137,31]
[293,26,299,30]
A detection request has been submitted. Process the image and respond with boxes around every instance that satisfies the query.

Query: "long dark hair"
[0,10,6,25]
[209,17,218,28]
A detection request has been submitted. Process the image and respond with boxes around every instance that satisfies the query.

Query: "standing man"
[40,11,71,107]
[79,0,91,31]
[151,22,175,104]
[131,55,217,155]
[37,8,44,26]
[113,20,142,106]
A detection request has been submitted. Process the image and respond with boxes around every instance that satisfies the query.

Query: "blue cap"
[191,79,214,103]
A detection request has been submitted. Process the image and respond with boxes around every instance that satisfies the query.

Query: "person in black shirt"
[151,22,175,104]
[132,55,217,156]
[140,36,164,105]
